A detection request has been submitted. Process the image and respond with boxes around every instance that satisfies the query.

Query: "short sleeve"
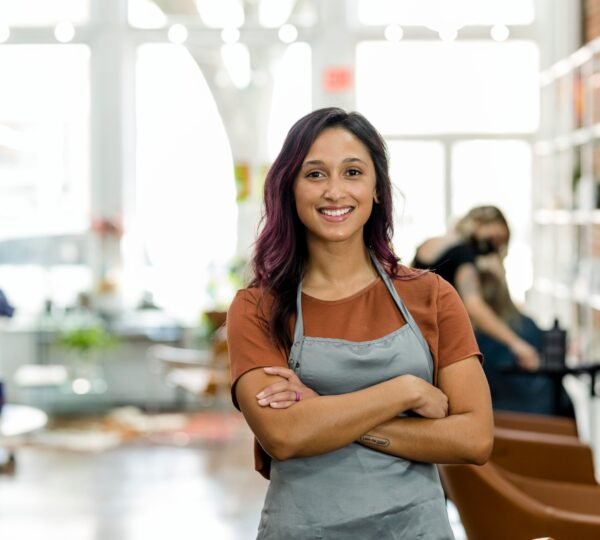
[435,276,483,369]
[226,289,288,410]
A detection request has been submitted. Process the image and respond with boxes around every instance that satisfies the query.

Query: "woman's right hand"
[401,375,449,419]
[255,366,319,408]
[510,339,540,371]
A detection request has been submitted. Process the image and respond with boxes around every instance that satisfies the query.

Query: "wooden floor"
[0,422,268,540]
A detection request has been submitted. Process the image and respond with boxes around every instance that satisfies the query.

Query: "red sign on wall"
[323,66,353,93]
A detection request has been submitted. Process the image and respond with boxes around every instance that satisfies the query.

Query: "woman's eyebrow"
[302,159,325,168]
[301,157,366,168]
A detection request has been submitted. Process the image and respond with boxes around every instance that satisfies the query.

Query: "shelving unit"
[532,38,600,363]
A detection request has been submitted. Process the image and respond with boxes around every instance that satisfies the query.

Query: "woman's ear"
[373,191,380,204]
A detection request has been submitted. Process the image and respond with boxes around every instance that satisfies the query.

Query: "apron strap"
[290,252,433,379]
[369,252,434,375]
[293,285,304,343]
[289,285,304,369]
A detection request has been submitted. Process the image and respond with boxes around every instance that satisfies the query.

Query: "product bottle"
[542,318,567,368]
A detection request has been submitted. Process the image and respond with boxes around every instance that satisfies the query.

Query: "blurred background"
[0,1,599,539]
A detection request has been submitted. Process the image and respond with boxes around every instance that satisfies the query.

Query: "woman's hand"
[510,339,540,371]
[256,366,319,409]
[403,375,449,419]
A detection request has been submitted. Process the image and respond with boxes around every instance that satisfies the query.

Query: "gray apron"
[257,254,454,539]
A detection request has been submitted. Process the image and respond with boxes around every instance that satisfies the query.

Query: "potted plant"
[58,325,117,392]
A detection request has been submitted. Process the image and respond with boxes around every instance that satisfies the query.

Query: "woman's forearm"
[464,296,539,370]
[358,358,494,465]
[237,372,440,461]
[358,413,493,465]
[455,263,520,349]
[259,378,417,460]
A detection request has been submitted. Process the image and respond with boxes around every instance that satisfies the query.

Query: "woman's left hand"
[256,366,319,408]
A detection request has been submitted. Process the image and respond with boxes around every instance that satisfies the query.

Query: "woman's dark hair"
[249,107,400,352]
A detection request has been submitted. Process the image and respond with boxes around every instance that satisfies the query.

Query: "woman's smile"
[317,206,355,221]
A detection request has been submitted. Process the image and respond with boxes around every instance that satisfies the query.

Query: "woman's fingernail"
[258,398,268,405]
[256,392,264,399]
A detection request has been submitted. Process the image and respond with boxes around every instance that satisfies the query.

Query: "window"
[387,141,445,263]
[357,0,534,27]
[135,44,238,321]
[129,0,318,29]
[0,45,90,239]
[451,140,533,301]
[267,42,312,161]
[0,0,89,26]
[356,41,539,135]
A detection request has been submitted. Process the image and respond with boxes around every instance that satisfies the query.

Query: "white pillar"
[88,0,136,308]
[311,0,356,111]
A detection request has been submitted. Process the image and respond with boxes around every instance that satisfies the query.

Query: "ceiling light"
[490,24,510,42]
[54,21,75,43]
[384,24,404,42]
[221,27,240,44]
[278,24,298,44]
[259,0,296,28]
[438,28,458,42]
[168,24,188,44]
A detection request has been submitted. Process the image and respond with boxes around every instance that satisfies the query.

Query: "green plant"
[58,325,117,358]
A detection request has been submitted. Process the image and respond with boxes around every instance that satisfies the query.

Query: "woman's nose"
[323,175,344,200]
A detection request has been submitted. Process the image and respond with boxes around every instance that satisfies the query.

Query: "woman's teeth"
[320,208,352,217]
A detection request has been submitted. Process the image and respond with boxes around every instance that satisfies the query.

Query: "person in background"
[475,256,574,417]
[227,107,493,539]
[0,288,15,318]
[412,205,540,372]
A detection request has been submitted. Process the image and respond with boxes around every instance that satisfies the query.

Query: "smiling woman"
[293,128,378,248]
[227,108,493,539]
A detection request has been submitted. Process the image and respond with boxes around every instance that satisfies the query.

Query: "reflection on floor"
[0,418,267,540]
[0,411,466,540]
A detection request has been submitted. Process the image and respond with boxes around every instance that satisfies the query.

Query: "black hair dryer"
[542,319,567,368]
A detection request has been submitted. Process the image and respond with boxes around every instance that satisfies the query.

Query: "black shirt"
[412,242,476,288]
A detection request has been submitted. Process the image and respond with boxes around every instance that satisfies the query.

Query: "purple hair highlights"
[250,107,400,352]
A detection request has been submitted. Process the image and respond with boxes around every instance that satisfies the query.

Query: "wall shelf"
[533,40,600,362]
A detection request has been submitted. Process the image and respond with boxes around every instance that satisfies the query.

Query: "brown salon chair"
[491,426,597,485]
[440,462,600,540]
[494,410,578,437]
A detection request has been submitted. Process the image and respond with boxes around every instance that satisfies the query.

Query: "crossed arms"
[235,356,493,465]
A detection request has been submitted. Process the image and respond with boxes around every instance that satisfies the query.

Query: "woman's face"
[293,127,378,247]
[474,221,509,255]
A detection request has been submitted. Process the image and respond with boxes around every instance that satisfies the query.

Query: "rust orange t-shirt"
[226,267,482,478]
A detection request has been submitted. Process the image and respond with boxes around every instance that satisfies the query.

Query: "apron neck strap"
[293,284,304,344]
[293,251,420,344]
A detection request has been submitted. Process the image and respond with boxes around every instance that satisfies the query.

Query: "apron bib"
[258,254,454,539]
